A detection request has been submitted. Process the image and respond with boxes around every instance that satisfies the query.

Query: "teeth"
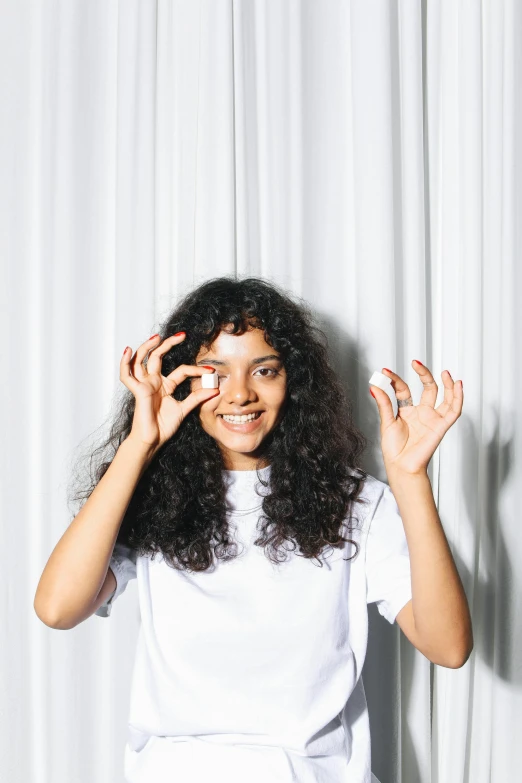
[222,412,261,423]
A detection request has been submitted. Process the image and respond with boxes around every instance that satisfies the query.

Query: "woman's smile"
[218,411,265,432]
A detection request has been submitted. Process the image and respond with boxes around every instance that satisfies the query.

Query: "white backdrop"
[2,1,521,781]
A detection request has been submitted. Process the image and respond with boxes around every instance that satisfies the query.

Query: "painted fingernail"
[149,333,159,340]
[123,346,129,356]
[202,366,215,370]
[174,331,185,337]
[370,388,376,399]
[383,368,393,374]
[414,360,423,366]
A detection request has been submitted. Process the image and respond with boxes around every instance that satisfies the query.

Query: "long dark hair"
[67,275,371,572]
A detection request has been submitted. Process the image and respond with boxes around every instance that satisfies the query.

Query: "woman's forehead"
[196,328,276,360]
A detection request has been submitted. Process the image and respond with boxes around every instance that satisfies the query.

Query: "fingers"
[384,362,462,421]
[381,367,415,407]
[383,363,439,409]
[178,386,220,419]
[119,332,222,430]
[146,332,186,376]
[129,334,162,382]
[410,360,438,407]
[120,346,142,395]
[435,369,463,421]
[165,363,218,392]
[127,331,186,382]
[120,323,220,400]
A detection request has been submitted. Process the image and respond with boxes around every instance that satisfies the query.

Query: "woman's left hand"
[370,361,463,476]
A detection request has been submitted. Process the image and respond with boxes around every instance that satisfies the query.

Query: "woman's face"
[191,325,287,470]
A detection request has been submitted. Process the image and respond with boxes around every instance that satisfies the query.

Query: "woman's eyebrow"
[196,354,282,367]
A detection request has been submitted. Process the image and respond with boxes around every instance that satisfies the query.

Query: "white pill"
[369,371,398,418]
[201,372,219,388]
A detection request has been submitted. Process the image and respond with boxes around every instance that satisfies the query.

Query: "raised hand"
[369,360,463,476]
[120,332,219,454]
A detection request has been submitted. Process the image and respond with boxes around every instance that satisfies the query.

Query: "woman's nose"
[220,375,256,403]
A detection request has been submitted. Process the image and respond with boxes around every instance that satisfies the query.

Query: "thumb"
[180,386,220,418]
[369,384,396,429]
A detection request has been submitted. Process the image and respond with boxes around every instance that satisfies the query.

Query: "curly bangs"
[67,275,371,572]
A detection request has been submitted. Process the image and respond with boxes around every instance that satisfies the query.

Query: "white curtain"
[2,1,521,781]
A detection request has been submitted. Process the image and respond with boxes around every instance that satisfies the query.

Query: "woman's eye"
[215,368,278,381]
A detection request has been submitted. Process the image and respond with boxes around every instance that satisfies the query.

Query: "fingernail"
[414,360,423,366]
[123,346,129,356]
[149,333,159,340]
[202,366,215,370]
[383,368,393,374]
[370,388,376,399]
[174,331,185,337]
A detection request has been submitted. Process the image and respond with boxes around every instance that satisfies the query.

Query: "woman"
[34,275,470,783]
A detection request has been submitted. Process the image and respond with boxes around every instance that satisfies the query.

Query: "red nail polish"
[383,368,393,374]
[414,360,423,366]
[202,366,215,370]
[370,389,376,399]
[149,333,159,340]
[174,331,185,337]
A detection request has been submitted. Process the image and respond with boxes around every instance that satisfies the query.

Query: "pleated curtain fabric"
[1,1,521,782]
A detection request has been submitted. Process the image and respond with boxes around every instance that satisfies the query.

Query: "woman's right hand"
[120,332,219,455]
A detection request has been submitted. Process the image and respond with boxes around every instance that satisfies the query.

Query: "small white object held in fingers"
[201,372,219,389]
[368,371,398,418]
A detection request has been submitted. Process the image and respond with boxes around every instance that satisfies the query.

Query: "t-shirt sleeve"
[95,542,138,618]
[365,482,412,624]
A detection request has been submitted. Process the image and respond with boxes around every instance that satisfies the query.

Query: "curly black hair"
[67,275,371,572]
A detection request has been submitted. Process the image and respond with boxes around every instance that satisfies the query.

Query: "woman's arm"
[33,437,155,630]
[369,361,471,666]
[388,469,473,667]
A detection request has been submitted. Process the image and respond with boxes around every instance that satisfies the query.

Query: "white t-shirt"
[96,465,412,783]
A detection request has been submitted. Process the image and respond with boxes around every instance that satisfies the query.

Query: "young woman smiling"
[34,275,471,783]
